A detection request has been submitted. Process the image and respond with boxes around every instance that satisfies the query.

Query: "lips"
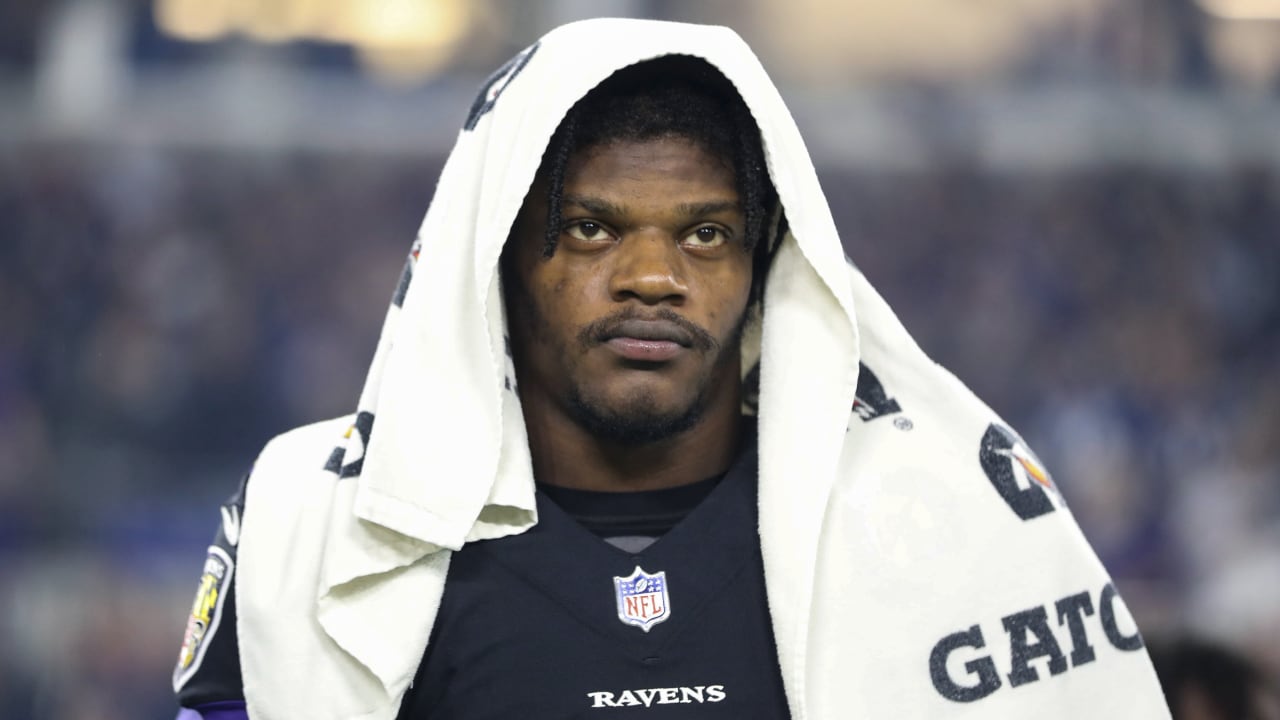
[606,319,695,346]
[603,319,694,362]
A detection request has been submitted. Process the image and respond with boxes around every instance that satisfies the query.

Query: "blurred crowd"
[0,147,436,717]
[1,0,1278,717]
[0,146,1276,716]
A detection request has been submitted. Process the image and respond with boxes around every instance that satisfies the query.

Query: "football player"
[173,18,1171,720]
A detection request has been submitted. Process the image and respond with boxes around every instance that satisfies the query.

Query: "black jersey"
[175,434,789,719]
[397,437,790,719]
[536,471,722,553]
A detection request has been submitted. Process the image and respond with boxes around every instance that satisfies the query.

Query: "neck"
[520,372,744,492]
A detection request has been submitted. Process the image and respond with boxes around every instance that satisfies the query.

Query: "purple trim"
[176,700,249,720]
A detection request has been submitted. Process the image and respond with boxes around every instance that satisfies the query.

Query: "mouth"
[602,319,694,363]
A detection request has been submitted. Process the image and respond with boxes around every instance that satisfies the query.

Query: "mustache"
[578,307,718,353]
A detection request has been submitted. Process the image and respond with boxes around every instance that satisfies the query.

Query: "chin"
[567,386,704,446]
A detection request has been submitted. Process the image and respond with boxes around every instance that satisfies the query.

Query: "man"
[173,18,1172,719]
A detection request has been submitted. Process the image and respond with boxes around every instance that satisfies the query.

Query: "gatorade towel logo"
[464,42,539,131]
[979,423,1064,521]
[852,363,901,422]
[392,238,422,308]
[323,411,375,478]
[929,583,1145,703]
[745,361,902,421]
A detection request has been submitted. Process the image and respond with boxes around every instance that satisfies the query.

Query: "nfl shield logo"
[613,566,671,632]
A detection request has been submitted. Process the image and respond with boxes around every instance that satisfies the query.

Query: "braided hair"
[537,55,781,301]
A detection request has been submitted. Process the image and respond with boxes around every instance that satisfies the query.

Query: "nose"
[608,230,689,306]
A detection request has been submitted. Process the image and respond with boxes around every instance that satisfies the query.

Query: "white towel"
[235,18,1171,719]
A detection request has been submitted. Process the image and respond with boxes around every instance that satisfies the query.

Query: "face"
[503,136,754,445]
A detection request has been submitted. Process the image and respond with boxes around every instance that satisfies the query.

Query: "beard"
[564,379,707,445]
[562,309,748,446]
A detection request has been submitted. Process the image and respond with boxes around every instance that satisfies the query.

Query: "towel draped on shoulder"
[231,18,1171,720]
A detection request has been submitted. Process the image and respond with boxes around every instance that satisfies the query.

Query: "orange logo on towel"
[979,423,1063,521]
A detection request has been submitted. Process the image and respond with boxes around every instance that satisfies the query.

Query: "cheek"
[539,273,574,309]
[543,261,610,308]
[709,262,754,321]
[551,276,582,304]
[524,268,594,336]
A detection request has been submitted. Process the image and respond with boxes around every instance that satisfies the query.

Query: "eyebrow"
[676,200,741,217]
[562,194,626,217]
[562,194,742,219]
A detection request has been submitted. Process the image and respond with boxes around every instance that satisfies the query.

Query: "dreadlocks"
[537,55,779,298]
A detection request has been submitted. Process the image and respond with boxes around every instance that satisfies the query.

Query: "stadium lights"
[1197,0,1280,20]
[153,0,473,82]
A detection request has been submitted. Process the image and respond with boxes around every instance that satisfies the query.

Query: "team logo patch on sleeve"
[613,566,671,632]
[173,546,234,691]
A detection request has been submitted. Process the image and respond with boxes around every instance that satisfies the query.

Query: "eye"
[681,226,730,249]
[564,221,613,243]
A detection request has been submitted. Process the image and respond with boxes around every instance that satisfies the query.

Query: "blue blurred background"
[1,0,1278,716]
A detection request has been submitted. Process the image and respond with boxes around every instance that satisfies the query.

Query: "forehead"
[563,136,738,197]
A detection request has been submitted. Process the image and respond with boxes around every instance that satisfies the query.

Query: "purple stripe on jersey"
[176,700,249,720]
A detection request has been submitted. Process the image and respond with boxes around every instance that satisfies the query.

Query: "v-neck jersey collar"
[466,427,761,650]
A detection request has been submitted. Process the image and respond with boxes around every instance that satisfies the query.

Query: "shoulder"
[229,416,354,554]
[234,417,355,668]
[253,415,356,481]
[236,415,354,554]
[834,260,1103,580]
[233,415,354,618]
[838,342,1085,553]
[820,360,1166,714]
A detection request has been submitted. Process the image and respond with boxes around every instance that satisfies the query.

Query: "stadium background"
[1,0,1277,716]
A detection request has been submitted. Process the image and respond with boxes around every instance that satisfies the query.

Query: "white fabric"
[235,18,1171,720]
